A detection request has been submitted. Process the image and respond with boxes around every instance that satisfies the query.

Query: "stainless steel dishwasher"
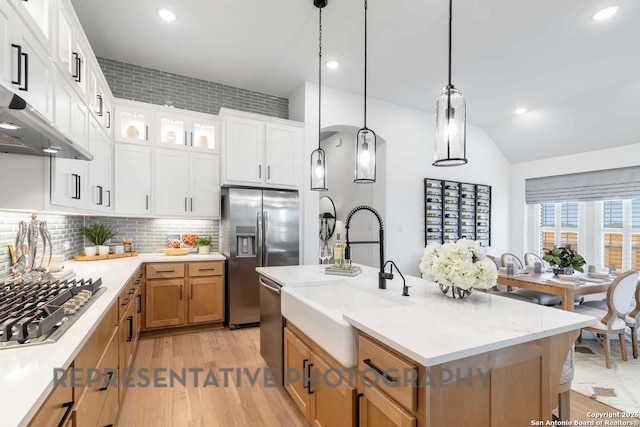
[259,275,284,385]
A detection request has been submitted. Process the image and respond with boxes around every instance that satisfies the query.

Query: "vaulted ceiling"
[71,0,640,162]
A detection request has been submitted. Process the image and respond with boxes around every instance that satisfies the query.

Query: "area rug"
[572,337,640,413]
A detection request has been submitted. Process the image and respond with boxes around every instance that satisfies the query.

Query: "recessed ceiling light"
[157,9,177,22]
[593,5,620,21]
[326,61,340,70]
[42,147,60,154]
[0,122,21,130]
[514,107,528,115]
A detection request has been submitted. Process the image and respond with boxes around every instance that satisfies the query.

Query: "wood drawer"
[75,328,119,427]
[358,334,418,412]
[188,261,223,277]
[146,263,185,279]
[118,278,136,319]
[28,368,73,427]
[74,303,117,400]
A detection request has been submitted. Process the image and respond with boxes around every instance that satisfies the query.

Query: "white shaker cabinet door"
[114,144,151,215]
[154,148,189,217]
[265,123,299,187]
[189,152,219,218]
[11,23,53,120]
[0,2,13,88]
[224,116,265,184]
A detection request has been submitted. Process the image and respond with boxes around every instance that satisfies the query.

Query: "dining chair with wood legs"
[502,253,563,306]
[574,270,639,369]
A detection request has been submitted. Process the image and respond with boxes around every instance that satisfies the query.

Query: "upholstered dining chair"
[573,270,640,368]
[487,255,501,268]
[501,253,563,306]
[582,279,640,359]
[524,252,548,269]
[557,345,575,422]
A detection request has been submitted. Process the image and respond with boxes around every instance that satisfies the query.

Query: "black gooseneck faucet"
[344,205,386,289]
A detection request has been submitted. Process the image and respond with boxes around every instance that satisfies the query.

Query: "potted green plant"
[195,236,212,255]
[81,224,118,256]
[543,245,586,275]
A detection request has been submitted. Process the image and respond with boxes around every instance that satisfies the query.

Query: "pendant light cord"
[318,7,322,150]
[364,0,368,128]
[448,0,453,89]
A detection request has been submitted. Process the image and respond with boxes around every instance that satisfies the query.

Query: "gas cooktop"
[0,278,104,349]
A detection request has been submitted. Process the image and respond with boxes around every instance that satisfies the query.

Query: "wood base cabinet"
[284,325,355,427]
[358,386,416,427]
[145,262,225,330]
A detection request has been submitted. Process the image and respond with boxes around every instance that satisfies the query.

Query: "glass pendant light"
[354,0,377,183]
[311,0,328,191]
[433,0,467,167]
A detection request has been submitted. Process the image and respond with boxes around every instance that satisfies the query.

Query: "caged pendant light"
[354,0,377,183]
[311,0,329,191]
[433,0,467,167]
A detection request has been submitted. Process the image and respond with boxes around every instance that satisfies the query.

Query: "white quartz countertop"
[1,253,225,427]
[258,264,596,366]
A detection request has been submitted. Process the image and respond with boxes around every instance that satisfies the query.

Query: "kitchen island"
[0,253,225,427]
[257,264,596,427]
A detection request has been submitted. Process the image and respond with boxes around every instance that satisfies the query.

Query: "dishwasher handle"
[259,277,281,295]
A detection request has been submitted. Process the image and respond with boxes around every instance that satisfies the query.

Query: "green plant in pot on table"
[543,245,585,275]
[195,236,212,255]
[81,224,118,257]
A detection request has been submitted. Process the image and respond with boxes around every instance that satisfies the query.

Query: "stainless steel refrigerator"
[220,187,299,329]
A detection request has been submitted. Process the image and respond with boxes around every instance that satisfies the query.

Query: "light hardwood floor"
[118,328,638,427]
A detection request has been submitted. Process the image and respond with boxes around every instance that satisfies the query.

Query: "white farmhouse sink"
[281,281,409,368]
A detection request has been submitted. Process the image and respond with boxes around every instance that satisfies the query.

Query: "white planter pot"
[198,246,210,255]
[97,245,110,256]
[84,246,97,257]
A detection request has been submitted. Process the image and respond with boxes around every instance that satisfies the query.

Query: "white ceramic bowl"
[589,272,609,280]
[558,274,579,282]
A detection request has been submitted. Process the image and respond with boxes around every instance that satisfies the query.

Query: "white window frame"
[597,200,633,270]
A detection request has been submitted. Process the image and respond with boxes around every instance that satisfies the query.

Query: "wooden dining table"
[497,272,611,311]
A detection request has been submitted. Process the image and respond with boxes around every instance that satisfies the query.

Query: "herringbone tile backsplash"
[0,212,219,280]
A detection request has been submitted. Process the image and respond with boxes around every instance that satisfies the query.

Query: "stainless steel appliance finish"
[221,187,299,328]
[259,275,284,384]
[0,85,92,160]
[0,278,104,349]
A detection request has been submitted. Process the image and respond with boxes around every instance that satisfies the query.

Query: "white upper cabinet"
[191,119,219,152]
[154,149,220,218]
[114,144,151,216]
[154,148,190,217]
[223,115,266,185]
[221,110,303,189]
[189,152,220,217]
[12,0,51,53]
[0,2,16,88]
[87,117,112,213]
[265,123,300,187]
[54,68,88,149]
[115,103,153,144]
[10,16,53,120]
[50,156,88,210]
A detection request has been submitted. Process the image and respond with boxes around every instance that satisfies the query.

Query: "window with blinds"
[560,202,579,228]
[541,203,555,227]
[599,199,640,270]
[539,202,581,256]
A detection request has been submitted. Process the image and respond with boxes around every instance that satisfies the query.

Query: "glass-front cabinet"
[115,104,153,144]
[159,115,186,146]
[192,120,218,152]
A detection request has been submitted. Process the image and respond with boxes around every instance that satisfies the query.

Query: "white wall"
[510,143,640,256]
[292,82,512,275]
[321,130,385,267]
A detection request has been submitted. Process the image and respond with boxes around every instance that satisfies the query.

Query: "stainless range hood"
[0,85,93,160]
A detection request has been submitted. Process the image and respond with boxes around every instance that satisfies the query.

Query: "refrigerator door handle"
[257,211,263,267]
[263,211,269,267]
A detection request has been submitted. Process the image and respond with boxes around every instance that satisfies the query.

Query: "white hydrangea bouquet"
[419,240,497,298]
